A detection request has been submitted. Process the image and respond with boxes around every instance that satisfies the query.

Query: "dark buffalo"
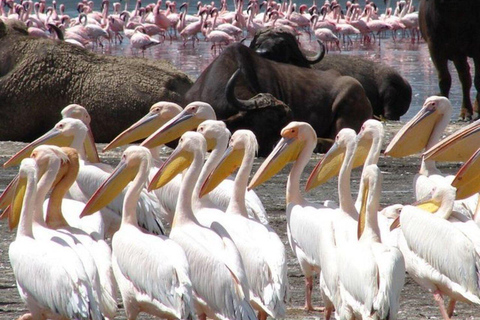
[185,42,372,156]
[250,27,412,120]
[419,0,480,120]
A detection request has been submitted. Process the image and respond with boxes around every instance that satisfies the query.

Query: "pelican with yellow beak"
[392,181,480,320]
[9,158,103,320]
[80,146,195,320]
[134,101,267,224]
[198,129,288,320]
[148,131,257,320]
[3,118,164,237]
[248,121,335,312]
[384,96,453,200]
[336,165,405,320]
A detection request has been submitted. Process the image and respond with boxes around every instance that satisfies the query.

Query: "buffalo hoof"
[458,108,473,122]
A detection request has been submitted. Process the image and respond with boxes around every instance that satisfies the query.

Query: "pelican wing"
[112,227,194,319]
[171,225,257,320]
[401,206,480,302]
[9,238,102,320]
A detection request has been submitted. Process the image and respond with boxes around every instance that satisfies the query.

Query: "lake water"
[59,0,474,121]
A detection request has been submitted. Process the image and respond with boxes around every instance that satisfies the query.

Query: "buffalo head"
[249,27,325,68]
[224,68,293,156]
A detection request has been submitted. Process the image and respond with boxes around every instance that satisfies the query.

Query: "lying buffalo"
[185,42,372,156]
[250,27,412,120]
[0,19,192,142]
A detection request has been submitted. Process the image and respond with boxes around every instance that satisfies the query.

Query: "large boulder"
[0,19,193,142]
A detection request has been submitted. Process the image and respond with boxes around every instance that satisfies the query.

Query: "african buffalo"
[419,0,480,120]
[185,42,372,156]
[250,27,412,120]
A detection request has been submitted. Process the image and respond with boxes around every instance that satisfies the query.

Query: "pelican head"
[141,101,216,149]
[423,119,480,162]
[103,102,183,152]
[196,119,230,151]
[148,131,207,191]
[81,146,152,217]
[61,104,100,163]
[305,128,357,191]
[200,130,257,197]
[385,96,452,158]
[3,118,88,168]
[414,184,456,219]
[248,121,316,190]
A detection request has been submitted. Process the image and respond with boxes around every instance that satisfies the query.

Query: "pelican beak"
[80,159,137,217]
[305,141,343,191]
[451,148,480,200]
[148,146,193,191]
[0,174,19,213]
[357,179,369,239]
[84,124,100,163]
[141,109,201,149]
[200,146,244,197]
[423,119,480,162]
[248,134,304,190]
[10,174,29,230]
[3,128,74,168]
[103,111,171,152]
[354,134,373,167]
[413,191,440,213]
[389,216,400,231]
[385,104,441,158]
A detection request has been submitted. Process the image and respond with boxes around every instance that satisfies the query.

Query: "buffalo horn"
[306,40,325,64]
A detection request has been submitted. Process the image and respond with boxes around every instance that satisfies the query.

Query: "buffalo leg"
[473,56,480,119]
[453,56,473,120]
[430,50,452,98]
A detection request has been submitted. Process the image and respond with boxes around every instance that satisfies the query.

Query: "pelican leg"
[305,276,314,311]
[198,313,207,320]
[324,306,333,320]
[447,299,456,318]
[258,310,268,320]
[433,290,451,320]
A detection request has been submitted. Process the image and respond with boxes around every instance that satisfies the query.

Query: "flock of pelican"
[3,95,480,320]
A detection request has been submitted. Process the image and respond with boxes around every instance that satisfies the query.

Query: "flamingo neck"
[123,161,149,226]
[338,141,357,218]
[226,148,252,217]
[17,173,37,238]
[193,134,229,211]
[172,150,203,228]
[287,140,315,206]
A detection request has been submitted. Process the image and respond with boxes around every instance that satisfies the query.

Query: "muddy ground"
[0,121,479,319]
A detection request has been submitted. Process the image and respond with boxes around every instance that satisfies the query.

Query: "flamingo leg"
[304,276,314,311]
[433,290,451,320]
[324,306,333,320]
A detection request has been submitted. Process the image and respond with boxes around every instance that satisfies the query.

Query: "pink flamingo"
[130,26,161,56]
[180,8,207,47]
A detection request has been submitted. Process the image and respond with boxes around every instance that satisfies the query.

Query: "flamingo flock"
[3,95,480,320]
[0,0,420,55]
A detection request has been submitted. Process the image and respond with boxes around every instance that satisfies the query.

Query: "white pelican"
[391,181,480,320]
[147,131,257,320]
[304,128,360,318]
[248,121,334,311]
[385,96,480,218]
[198,129,289,320]
[336,165,405,320]
[81,146,195,320]
[9,158,103,320]
[385,96,453,200]
[3,117,164,237]
[32,145,118,319]
[139,101,267,224]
